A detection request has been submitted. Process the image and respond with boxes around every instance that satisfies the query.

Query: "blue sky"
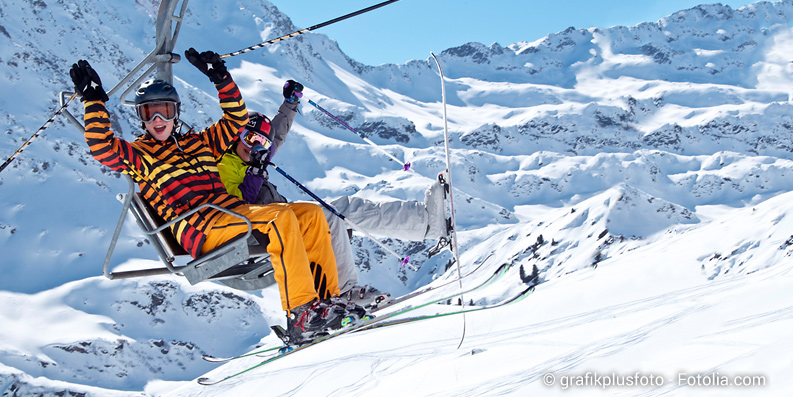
[266,0,764,66]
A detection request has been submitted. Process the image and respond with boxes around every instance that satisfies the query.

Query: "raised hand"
[69,60,109,102]
[184,48,228,84]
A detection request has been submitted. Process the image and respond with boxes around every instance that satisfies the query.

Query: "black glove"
[283,79,303,103]
[247,144,268,176]
[69,60,109,102]
[184,48,228,84]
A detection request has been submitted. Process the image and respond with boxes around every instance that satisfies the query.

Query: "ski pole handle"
[307,99,411,171]
[221,0,400,59]
[0,92,78,175]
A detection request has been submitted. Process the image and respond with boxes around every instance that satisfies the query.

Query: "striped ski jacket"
[84,76,249,258]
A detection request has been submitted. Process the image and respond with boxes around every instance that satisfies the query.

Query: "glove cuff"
[81,90,109,103]
[247,164,266,177]
[212,73,233,86]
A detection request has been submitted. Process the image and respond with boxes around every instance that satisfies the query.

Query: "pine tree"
[520,264,539,285]
[592,250,604,269]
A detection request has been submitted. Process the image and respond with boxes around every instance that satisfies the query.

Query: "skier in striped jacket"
[69,49,365,342]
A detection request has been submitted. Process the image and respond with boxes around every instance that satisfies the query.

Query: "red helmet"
[246,111,271,136]
[239,111,272,149]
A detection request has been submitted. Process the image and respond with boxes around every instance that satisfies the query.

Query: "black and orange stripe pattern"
[309,261,330,299]
[84,77,249,258]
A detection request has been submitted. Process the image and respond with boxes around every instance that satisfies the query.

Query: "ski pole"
[307,99,411,171]
[268,161,415,270]
[0,92,78,175]
[221,0,400,59]
[429,53,461,274]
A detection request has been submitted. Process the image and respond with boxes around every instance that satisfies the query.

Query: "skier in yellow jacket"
[69,49,364,342]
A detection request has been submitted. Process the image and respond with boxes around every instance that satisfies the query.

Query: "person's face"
[137,101,178,141]
[235,140,252,163]
[144,116,175,141]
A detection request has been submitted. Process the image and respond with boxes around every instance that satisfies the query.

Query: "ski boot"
[279,299,348,345]
[427,171,453,258]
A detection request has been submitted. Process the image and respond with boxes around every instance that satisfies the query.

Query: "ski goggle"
[135,101,179,123]
[240,128,272,150]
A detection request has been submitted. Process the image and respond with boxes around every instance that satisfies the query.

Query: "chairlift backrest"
[131,192,189,258]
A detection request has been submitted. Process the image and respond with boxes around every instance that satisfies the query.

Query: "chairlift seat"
[104,176,276,291]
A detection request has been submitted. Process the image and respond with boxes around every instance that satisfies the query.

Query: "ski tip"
[402,162,411,171]
[197,377,216,386]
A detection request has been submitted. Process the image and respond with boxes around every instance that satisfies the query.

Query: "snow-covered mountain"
[2,0,793,395]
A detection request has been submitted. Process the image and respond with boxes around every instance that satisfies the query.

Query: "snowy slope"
[2,0,793,395]
[167,189,793,396]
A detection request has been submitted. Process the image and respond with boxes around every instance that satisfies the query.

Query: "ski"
[356,268,555,334]
[201,345,283,364]
[197,279,533,386]
[353,285,535,333]
[430,51,470,348]
[429,53,461,271]
[200,253,496,364]
[196,264,513,385]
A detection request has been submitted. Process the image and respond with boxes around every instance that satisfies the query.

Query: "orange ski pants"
[201,202,339,311]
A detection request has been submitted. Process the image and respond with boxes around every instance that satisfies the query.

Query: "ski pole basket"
[102,175,276,291]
